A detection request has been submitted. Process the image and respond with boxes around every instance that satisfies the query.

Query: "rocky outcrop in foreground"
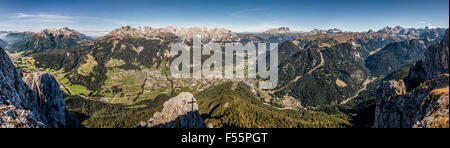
[0,47,81,128]
[136,92,206,128]
[373,29,449,128]
[374,75,448,128]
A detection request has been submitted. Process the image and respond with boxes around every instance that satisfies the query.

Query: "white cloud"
[1,12,139,32]
[14,13,71,19]
[10,13,86,23]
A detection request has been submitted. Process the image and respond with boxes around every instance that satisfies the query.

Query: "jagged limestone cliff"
[0,47,81,128]
[373,30,449,128]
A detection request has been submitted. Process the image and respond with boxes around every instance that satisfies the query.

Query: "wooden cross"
[188,98,196,112]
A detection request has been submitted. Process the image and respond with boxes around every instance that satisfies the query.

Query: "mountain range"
[0,25,448,128]
[7,28,92,55]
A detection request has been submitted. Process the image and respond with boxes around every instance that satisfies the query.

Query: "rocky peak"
[10,28,91,54]
[420,29,449,79]
[136,92,205,128]
[107,26,237,42]
[163,26,237,41]
[374,75,449,128]
[0,47,81,128]
[409,29,449,83]
[37,27,85,39]
[376,80,407,100]
[327,28,343,34]
[373,29,449,128]
[310,29,328,34]
[308,28,343,34]
[22,72,79,128]
[264,27,292,34]
[107,26,156,38]
[377,26,405,34]
[376,26,446,40]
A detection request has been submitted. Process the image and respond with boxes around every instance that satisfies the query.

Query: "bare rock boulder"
[136,92,206,128]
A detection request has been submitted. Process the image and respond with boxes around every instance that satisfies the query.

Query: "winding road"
[340,77,377,105]
[264,45,377,106]
[267,49,324,94]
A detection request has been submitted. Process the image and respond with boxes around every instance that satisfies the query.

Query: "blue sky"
[0,0,448,34]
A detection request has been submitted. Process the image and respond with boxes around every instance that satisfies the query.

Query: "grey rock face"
[374,75,448,128]
[22,72,82,128]
[0,47,42,128]
[415,29,449,81]
[373,29,449,128]
[136,92,206,128]
[0,47,81,128]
